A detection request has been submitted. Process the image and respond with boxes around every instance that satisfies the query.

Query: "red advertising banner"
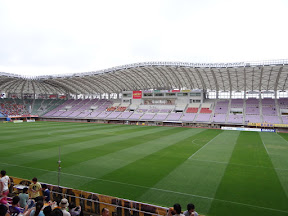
[133,91,142,99]
[59,95,66,99]
[172,90,180,92]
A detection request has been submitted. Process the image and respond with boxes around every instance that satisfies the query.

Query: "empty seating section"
[262,98,277,115]
[116,106,127,112]
[165,113,182,121]
[195,113,211,122]
[200,108,212,113]
[245,115,261,123]
[106,112,121,119]
[118,112,133,119]
[4,98,288,125]
[181,113,196,122]
[227,115,243,124]
[282,116,288,124]
[262,115,280,124]
[200,103,212,113]
[212,114,226,123]
[153,113,169,121]
[231,99,244,107]
[214,100,229,114]
[128,112,143,120]
[141,113,156,120]
[186,107,198,113]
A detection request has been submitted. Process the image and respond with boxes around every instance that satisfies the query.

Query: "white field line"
[188,133,222,159]
[261,137,269,155]
[1,162,288,214]
[189,158,288,171]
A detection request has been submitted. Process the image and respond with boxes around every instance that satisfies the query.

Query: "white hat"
[60,198,69,208]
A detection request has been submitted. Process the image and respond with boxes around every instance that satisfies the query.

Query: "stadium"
[1,59,288,216]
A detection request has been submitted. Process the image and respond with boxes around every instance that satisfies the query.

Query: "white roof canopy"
[0,59,288,96]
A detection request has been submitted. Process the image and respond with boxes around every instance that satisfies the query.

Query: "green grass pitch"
[0,121,288,216]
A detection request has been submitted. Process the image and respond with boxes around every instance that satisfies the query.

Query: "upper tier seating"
[214,100,229,114]
[231,99,244,108]
[200,108,212,113]
[186,107,198,113]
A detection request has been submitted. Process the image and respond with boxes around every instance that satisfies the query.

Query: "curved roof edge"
[1,59,288,80]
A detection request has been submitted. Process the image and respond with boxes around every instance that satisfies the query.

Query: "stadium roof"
[1,59,288,96]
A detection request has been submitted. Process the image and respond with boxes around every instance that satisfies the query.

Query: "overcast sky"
[0,0,287,76]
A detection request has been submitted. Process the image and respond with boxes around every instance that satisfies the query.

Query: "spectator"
[0,170,10,205]
[19,188,29,209]
[0,204,9,216]
[59,199,70,216]
[41,185,50,203]
[183,204,198,216]
[43,206,52,216]
[101,208,109,216]
[9,196,22,216]
[50,209,63,216]
[68,203,81,216]
[29,178,42,199]
[167,204,184,216]
[30,201,44,216]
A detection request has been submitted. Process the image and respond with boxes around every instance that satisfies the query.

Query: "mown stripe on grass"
[1,125,173,172]
[24,126,188,171]
[260,132,288,200]
[0,121,100,138]
[139,130,239,215]
[0,124,125,150]
[0,124,149,157]
[61,127,205,180]
[78,129,221,201]
[208,132,288,216]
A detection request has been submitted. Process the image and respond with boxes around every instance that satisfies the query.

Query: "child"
[19,188,29,209]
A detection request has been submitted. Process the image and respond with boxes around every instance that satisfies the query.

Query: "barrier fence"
[10,177,168,216]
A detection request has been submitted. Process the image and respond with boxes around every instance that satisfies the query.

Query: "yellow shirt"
[29,182,42,198]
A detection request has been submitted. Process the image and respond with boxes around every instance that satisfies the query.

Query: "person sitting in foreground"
[29,201,44,216]
[59,199,70,216]
[0,204,9,216]
[8,196,23,216]
[68,203,81,216]
[183,203,198,216]
[19,188,29,209]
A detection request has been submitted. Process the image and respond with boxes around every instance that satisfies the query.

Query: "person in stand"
[59,199,70,216]
[19,188,29,209]
[167,204,184,216]
[183,204,198,216]
[0,204,10,216]
[101,208,109,216]
[29,178,42,199]
[0,170,10,205]
[29,201,44,216]
[41,185,50,203]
